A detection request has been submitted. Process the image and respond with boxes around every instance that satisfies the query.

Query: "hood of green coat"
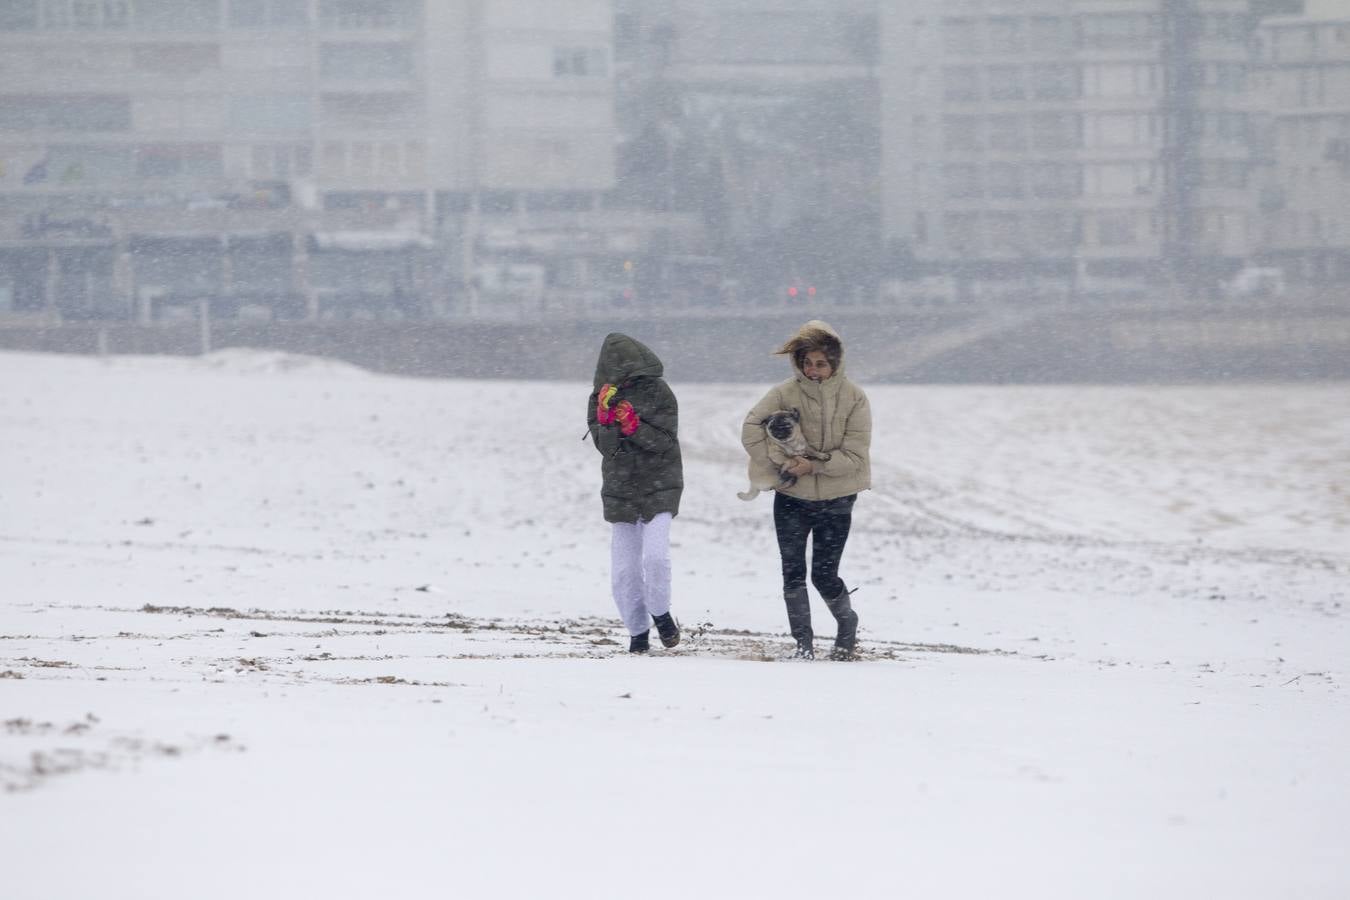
[593,333,664,387]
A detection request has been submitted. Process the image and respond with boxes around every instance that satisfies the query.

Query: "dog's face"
[764,410,800,442]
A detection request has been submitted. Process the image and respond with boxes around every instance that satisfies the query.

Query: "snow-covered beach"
[2,348,1347,899]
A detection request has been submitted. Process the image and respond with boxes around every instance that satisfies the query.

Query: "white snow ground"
[1,348,1347,900]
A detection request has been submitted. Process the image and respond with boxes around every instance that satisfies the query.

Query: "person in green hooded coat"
[587,333,684,654]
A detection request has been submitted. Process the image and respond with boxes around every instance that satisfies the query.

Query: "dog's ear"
[759,414,774,426]
[790,408,801,422]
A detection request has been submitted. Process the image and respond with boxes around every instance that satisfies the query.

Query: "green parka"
[587,333,684,524]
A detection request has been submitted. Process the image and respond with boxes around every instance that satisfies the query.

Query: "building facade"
[881,0,1263,299]
[1252,0,1350,284]
[611,0,878,304]
[0,0,615,319]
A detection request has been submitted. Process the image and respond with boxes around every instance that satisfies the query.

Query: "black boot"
[824,588,858,661]
[652,612,680,648]
[629,630,650,654]
[784,587,814,659]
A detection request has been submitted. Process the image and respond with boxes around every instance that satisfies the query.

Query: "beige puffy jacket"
[741,321,872,501]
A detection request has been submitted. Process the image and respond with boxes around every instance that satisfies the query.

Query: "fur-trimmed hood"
[774,319,844,378]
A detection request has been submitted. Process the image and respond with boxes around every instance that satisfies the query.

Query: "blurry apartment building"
[0,0,615,321]
[1251,0,1350,285]
[881,0,1263,300]
[612,0,878,304]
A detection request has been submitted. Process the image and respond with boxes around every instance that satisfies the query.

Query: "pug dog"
[738,409,831,500]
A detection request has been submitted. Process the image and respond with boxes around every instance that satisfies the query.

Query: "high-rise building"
[1252,0,1350,284]
[612,0,878,303]
[0,0,614,319]
[881,0,1261,300]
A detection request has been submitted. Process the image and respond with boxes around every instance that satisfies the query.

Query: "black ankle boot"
[784,587,813,659]
[824,588,858,661]
[629,630,650,654]
[652,612,680,648]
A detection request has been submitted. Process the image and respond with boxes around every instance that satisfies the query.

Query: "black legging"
[773,492,856,600]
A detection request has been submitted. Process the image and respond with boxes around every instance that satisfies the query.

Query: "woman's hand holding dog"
[784,456,815,478]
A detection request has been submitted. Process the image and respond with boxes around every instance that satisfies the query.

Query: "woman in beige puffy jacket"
[741,320,871,660]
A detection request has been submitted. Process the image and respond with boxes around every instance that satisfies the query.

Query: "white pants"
[610,512,673,636]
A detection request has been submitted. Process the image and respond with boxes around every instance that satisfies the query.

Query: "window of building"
[1028,16,1071,54]
[1297,68,1326,106]
[0,94,131,130]
[1028,162,1081,198]
[1086,162,1151,196]
[135,143,223,178]
[1030,63,1078,100]
[943,116,981,152]
[321,141,345,177]
[988,65,1025,100]
[987,17,1023,54]
[987,162,1024,199]
[228,95,311,131]
[229,0,303,28]
[943,66,980,102]
[942,17,980,55]
[319,0,415,30]
[987,115,1026,151]
[942,164,983,199]
[986,212,1021,250]
[1030,112,1080,150]
[256,143,290,179]
[132,43,221,75]
[1207,111,1249,146]
[1209,62,1246,93]
[0,1,39,30]
[72,0,101,28]
[135,95,224,130]
[1084,63,1156,98]
[46,143,133,182]
[321,93,418,129]
[943,213,980,250]
[135,0,220,31]
[105,0,128,27]
[1029,211,1077,250]
[228,0,263,26]
[403,140,424,176]
[1087,113,1153,148]
[40,0,69,27]
[1096,212,1136,246]
[913,163,931,197]
[553,47,607,78]
[269,0,304,26]
[1200,160,1248,189]
[349,141,373,176]
[613,12,639,63]
[320,42,414,79]
[1202,13,1250,44]
[1078,14,1158,51]
[0,96,44,129]
[911,116,930,151]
